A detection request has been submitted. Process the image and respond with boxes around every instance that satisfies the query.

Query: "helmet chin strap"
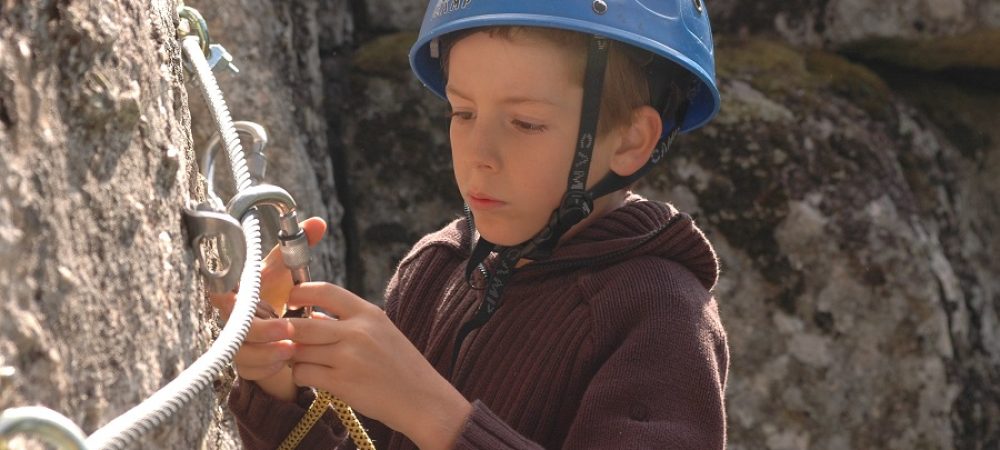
[452,36,689,367]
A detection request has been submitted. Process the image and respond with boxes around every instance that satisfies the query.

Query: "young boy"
[212,1,728,448]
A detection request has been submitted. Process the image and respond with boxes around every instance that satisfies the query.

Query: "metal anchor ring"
[0,407,87,450]
[183,202,247,294]
[177,6,211,58]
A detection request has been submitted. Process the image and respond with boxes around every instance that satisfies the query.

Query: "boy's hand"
[286,284,473,450]
[208,217,328,402]
[258,216,329,315]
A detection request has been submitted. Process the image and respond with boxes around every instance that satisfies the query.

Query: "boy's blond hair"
[441,26,653,136]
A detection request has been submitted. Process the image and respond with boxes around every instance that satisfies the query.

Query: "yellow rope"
[277,389,375,450]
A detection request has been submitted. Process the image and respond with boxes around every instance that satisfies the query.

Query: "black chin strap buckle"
[558,189,594,226]
[525,190,594,260]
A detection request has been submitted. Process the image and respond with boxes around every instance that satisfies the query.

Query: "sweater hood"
[417,195,719,291]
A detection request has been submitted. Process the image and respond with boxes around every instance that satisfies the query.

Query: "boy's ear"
[609,105,663,178]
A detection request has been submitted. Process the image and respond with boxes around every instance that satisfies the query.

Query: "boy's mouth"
[469,193,505,209]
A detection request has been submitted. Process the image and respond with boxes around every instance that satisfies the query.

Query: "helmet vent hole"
[592,0,608,15]
[693,0,703,13]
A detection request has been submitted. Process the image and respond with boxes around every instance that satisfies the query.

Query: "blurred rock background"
[1,0,997,448]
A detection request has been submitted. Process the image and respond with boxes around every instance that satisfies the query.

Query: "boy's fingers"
[234,341,295,368]
[261,217,328,269]
[291,362,333,390]
[290,343,341,368]
[245,317,294,343]
[287,319,344,345]
[287,282,372,319]
[235,361,286,381]
[216,307,232,322]
[209,292,235,321]
[207,218,329,321]
[301,217,328,247]
[309,310,337,321]
[261,244,284,274]
[209,291,236,310]
[257,217,328,311]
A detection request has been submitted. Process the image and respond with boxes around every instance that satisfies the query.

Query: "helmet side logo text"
[433,0,473,18]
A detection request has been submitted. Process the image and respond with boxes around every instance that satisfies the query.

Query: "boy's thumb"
[300,217,327,247]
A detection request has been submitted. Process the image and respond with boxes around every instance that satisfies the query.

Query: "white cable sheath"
[84,36,263,450]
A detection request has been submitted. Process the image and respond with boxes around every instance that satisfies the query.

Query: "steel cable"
[83,33,264,450]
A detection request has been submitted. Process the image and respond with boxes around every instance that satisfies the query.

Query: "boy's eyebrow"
[445,85,471,100]
[446,85,561,107]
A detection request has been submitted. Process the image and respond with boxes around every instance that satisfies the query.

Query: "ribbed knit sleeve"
[385,221,468,360]
[228,378,348,449]
[562,257,729,449]
[453,401,543,449]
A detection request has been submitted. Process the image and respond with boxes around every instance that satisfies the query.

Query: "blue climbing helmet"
[408,0,720,132]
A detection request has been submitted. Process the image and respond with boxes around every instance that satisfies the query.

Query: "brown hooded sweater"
[229,196,729,449]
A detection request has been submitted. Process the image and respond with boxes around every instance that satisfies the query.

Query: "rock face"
[711,0,1000,73]
[0,0,229,448]
[0,0,345,448]
[648,38,1000,449]
[712,0,1000,47]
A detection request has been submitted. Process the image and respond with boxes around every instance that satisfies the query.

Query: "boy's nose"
[467,121,502,171]
[473,149,499,171]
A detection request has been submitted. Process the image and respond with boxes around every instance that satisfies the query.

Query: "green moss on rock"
[843,28,1000,72]
[716,37,893,120]
[805,50,892,120]
[716,37,812,98]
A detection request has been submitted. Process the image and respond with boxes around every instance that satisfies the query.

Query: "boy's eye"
[449,110,475,121]
[512,119,546,132]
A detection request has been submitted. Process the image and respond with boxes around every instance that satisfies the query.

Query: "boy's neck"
[515,189,629,268]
